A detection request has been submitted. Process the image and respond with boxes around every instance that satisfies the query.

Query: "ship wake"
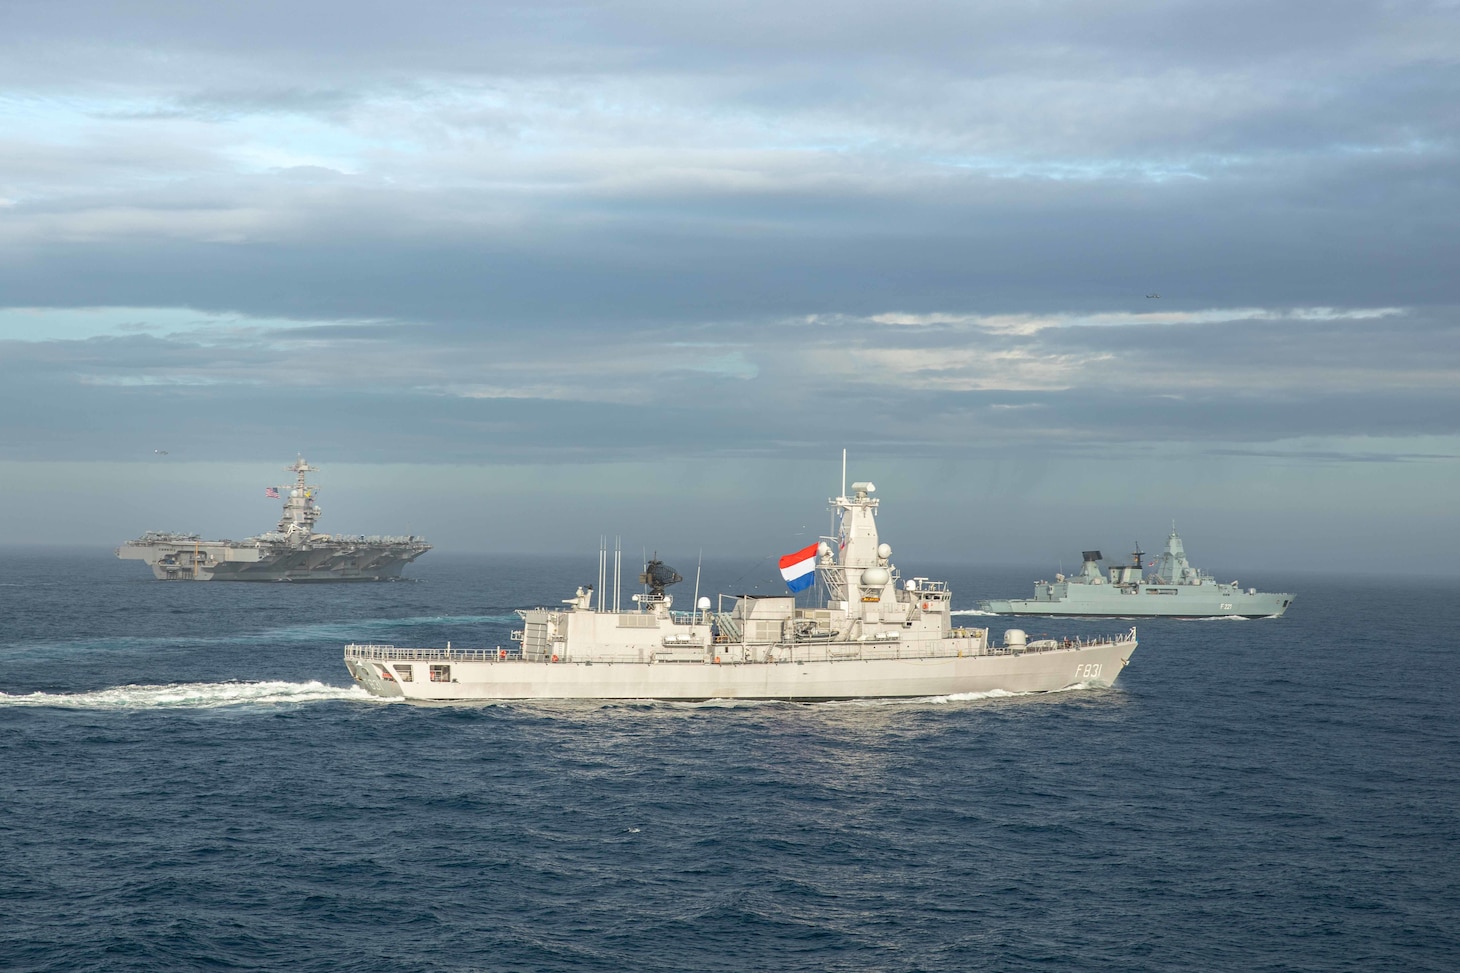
[0,680,390,710]
[7,613,522,658]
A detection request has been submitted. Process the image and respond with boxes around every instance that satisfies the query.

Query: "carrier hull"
[117,537,428,582]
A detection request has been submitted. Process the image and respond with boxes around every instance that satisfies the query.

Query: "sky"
[1,0,1457,575]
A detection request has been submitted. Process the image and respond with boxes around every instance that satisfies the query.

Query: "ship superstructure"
[117,457,430,581]
[344,473,1136,702]
[979,528,1293,618]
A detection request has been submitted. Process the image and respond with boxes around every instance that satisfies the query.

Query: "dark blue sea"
[3,549,1457,972]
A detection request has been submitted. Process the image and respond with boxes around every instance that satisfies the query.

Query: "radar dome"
[876,543,891,559]
[697,596,711,611]
[860,566,891,588]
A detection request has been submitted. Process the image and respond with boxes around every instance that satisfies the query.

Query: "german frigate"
[117,458,430,582]
[344,473,1137,702]
[978,528,1294,618]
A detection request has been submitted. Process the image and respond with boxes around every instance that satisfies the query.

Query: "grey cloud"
[4,142,1457,325]
[3,302,1457,463]
[1,0,1456,505]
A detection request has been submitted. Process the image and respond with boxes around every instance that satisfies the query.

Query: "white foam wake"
[5,613,523,659]
[857,681,1110,706]
[0,680,389,710]
[949,608,1000,616]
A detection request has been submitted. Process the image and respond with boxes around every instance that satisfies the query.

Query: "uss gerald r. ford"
[117,457,430,581]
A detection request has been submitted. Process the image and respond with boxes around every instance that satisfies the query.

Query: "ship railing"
[773,629,1135,664]
[345,643,520,662]
[345,628,1135,665]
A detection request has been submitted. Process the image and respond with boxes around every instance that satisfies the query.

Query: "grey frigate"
[117,457,430,582]
[978,528,1293,618]
[344,468,1136,702]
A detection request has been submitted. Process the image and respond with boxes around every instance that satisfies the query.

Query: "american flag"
[265,486,280,499]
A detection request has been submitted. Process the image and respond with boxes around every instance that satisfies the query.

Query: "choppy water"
[3,549,1457,972]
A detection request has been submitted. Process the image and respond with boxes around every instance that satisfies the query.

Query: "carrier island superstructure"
[979,529,1293,618]
[117,458,430,581]
[345,476,1137,702]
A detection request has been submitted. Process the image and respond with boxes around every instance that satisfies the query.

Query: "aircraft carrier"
[117,458,430,582]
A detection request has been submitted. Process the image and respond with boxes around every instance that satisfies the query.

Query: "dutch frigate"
[978,528,1293,618]
[344,470,1136,702]
[117,458,430,582]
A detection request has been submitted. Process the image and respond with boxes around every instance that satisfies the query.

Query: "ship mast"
[276,456,322,539]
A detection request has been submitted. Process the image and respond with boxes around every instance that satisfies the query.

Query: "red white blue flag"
[265,486,280,499]
[778,542,819,593]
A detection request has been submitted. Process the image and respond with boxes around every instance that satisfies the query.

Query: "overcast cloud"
[1,1,1457,571]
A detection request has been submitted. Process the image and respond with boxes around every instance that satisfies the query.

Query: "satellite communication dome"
[877,543,891,559]
[860,566,891,588]
[697,597,711,611]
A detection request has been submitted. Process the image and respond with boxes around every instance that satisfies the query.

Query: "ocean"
[2,549,1457,972]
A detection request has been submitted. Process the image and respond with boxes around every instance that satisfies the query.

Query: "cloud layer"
[1,1,1457,563]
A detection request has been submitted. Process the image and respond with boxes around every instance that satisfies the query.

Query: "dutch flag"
[778,542,819,593]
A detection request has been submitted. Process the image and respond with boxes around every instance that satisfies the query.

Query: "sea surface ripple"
[2,550,1457,972]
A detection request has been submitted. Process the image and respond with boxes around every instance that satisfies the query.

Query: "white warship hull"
[345,635,1135,702]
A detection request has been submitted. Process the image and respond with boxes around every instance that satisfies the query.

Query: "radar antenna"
[638,557,683,598]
